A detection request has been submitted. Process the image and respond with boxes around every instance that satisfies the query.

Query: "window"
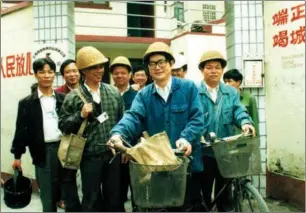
[74,1,111,9]
[203,4,216,23]
[174,1,184,22]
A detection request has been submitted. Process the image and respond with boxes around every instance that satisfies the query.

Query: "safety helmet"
[143,42,175,63]
[172,53,187,71]
[198,50,227,70]
[76,46,109,71]
[109,56,132,73]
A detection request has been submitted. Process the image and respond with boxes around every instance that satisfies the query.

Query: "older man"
[197,50,255,211]
[59,46,124,212]
[109,56,138,210]
[56,59,80,94]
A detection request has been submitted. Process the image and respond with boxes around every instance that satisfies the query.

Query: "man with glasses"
[59,46,125,212]
[107,42,205,211]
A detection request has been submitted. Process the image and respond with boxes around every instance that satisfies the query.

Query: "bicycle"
[201,133,270,212]
[108,139,192,212]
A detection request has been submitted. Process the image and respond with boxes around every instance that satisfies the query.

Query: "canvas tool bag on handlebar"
[126,131,181,172]
[58,88,88,170]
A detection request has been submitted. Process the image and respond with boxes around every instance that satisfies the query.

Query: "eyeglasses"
[148,59,168,69]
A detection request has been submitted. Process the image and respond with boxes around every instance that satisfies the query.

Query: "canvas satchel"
[58,88,88,170]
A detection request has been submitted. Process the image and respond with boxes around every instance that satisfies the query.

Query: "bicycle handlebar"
[201,133,253,147]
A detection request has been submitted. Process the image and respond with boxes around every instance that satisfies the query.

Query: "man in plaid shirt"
[59,46,125,212]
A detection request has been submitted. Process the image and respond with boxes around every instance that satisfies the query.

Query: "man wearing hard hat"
[108,42,205,211]
[196,50,256,211]
[59,46,125,212]
[171,53,188,78]
[109,56,138,210]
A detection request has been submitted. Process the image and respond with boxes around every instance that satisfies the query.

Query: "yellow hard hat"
[109,56,132,72]
[76,46,109,71]
[198,50,227,70]
[143,42,175,63]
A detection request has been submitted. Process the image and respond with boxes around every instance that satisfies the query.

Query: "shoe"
[57,201,65,209]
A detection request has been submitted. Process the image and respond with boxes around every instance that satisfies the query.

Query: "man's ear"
[169,60,175,66]
[238,80,242,86]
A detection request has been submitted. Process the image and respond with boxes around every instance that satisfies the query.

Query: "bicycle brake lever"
[109,152,121,164]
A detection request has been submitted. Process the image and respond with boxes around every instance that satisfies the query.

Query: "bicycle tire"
[236,181,269,212]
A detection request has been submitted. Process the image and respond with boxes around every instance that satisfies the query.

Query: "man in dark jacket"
[110,56,138,211]
[11,58,68,212]
[59,46,125,212]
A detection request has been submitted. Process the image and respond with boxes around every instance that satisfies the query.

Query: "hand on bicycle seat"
[241,124,256,137]
[175,138,192,157]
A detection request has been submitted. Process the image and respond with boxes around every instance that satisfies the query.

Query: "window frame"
[74,1,111,10]
[174,1,185,22]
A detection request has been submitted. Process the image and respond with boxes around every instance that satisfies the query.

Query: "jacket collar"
[31,88,61,101]
[152,76,180,94]
[198,81,230,95]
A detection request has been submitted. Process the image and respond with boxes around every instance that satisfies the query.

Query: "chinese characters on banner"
[1,52,33,78]
[272,3,305,47]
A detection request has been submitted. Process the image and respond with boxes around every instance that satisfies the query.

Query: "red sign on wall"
[272,3,305,48]
[1,52,33,78]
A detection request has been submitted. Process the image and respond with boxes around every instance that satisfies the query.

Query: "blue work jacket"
[111,77,205,172]
[198,81,253,156]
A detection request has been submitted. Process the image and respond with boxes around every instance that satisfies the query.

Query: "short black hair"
[60,59,77,76]
[32,58,56,74]
[144,52,174,65]
[133,66,148,76]
[223,69,243,83]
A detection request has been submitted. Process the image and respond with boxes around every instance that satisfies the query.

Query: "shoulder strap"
[75,87,88,104]
[75,87,88,136]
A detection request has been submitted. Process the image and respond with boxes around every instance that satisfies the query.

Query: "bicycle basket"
[129,157,190,208]
[212,136,261,178]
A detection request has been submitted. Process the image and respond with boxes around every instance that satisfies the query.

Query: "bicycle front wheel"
[236,181,269,212]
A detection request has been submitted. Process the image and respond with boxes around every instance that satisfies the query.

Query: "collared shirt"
[120,84,130,96]
[205,84,219,103]
[84,82,101,103]
[154,77,172,102]
[38,89,62,142]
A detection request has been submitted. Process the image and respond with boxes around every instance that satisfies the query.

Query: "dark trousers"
[61,169,81,212]
[121,162,136,211]
[35,142,63,212]
[120,162,130,203]
[198,156,233,212]
[80,151,123,212]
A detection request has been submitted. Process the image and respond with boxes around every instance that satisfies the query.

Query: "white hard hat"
[172,53,187,70]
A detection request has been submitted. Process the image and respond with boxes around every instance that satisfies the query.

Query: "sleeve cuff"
[14,153,21,159]
[241,119,252,126]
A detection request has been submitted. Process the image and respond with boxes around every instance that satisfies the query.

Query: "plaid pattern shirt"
[59,83,124,156]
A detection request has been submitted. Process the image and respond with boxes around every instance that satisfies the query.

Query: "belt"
[45,140,60,145]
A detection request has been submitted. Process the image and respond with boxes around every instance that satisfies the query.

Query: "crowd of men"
[10,42,258,212]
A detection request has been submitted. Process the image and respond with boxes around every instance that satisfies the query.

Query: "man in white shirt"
[10,58,70,212]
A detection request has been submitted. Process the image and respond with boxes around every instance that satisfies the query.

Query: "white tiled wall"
[33,1,75,87]
[225,1,267,198]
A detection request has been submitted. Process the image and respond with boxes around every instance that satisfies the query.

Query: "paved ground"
[1,188,303,212]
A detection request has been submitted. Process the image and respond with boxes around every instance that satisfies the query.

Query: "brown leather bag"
[58,88,88,170]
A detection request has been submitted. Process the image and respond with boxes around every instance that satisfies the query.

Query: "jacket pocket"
[171,104,188,125]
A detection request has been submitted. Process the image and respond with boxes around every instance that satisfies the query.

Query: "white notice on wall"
[243,60,263,88]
